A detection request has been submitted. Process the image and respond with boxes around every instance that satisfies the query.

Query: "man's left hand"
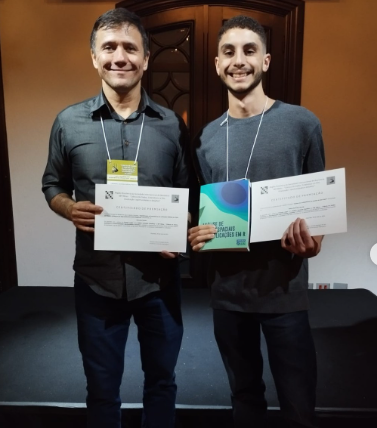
[281,218,323,258]
[160,251,179,259]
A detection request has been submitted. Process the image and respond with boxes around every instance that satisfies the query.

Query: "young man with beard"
[42,8,191,428]
[188,15,325,428]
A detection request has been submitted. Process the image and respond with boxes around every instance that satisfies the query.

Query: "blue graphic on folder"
[200,180,249,222]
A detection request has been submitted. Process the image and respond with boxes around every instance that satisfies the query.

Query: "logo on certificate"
[260,186,268,195]
[105,191,114,199]
[171,194,180,203]
[327,176,335,185]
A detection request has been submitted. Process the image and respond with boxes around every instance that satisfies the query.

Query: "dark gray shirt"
[194,101,325,313]
[42,89,190,300]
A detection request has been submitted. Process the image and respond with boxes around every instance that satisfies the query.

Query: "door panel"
[141,7,206,138]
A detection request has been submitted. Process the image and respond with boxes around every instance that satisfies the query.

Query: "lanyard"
[225,96,268,181]
[100,112,145,164]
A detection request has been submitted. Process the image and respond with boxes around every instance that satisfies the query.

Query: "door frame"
[0,35,18,293]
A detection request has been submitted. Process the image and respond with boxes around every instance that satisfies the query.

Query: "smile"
[229,72,251,79]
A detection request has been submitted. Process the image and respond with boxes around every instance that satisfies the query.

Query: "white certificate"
[94,184,189,252]
[250,168,347,242]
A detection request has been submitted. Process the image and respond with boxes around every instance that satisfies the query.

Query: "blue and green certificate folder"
[198,179,250,251]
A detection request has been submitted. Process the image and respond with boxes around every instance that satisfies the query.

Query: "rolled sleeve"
[42,116,74,205]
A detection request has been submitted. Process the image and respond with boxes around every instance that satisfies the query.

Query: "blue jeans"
[74,274,183,428]
[213,309,317,428]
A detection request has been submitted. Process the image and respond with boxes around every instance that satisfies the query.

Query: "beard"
[222,69,264,96]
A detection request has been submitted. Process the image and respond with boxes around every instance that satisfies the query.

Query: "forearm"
[49,193,75,221]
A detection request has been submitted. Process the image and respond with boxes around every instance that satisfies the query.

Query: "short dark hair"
[218,15,267,51]
[90,8,149,56]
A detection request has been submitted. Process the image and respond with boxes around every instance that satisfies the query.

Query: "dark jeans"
[74,274,183,428]
[213,309,317,428]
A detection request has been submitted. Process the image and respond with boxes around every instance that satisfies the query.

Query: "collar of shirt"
[89,88,166,122]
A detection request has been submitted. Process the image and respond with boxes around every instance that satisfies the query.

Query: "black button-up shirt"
[42,89,191,300]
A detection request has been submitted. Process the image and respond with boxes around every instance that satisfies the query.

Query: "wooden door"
[116,1,304,139]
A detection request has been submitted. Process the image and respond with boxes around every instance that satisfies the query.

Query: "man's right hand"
[188,224,217,252]
[68,201,103,232]
[50,194,103,232]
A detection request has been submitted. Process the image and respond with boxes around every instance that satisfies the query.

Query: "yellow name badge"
[107,160,138,185]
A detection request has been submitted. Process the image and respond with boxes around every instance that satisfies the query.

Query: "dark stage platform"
[0,286,376,427]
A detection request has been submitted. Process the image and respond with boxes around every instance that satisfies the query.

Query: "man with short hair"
[188,15,325,428]
[42,8,191,428]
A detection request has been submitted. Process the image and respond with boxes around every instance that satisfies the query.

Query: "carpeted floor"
[1,286,377,427]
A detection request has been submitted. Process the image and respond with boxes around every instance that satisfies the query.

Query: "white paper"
[250,168,347,242]
[94,184,189,252]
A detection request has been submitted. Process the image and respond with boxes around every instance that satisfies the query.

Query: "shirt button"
[124,140,130,146]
